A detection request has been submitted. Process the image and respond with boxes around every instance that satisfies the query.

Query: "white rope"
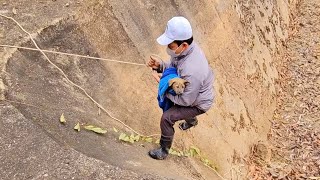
[0,14,159,137]
[0,44,147,66]
[204,164,227,180]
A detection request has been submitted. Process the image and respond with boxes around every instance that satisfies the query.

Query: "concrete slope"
[1,14,209,180]
[0,103,165,180]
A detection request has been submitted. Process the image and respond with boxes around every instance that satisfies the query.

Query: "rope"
[0,44,146,66]
[0,14,159,137]
[204,164,227,180]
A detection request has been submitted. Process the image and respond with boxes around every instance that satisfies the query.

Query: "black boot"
[179,117,198,130]
[148,139,172,160]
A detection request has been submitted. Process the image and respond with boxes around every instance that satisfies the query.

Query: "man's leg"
[160,105,204,142]
[149,105,204,160]
[179,117,198,130]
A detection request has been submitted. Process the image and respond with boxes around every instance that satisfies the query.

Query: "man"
[147,16,215,160]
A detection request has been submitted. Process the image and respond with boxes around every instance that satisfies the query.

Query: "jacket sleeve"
[157,60,171,73]
[166,74,201,106]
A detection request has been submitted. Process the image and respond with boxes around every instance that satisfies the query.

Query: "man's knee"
[161,111,174,126]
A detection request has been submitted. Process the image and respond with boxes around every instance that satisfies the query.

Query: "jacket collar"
[172,42,195,61]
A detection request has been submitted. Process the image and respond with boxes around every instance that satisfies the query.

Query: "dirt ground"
[248,0,320,179]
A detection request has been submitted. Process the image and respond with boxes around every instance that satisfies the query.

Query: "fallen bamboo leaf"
[60,113,66,123]
[179,150,184,157]
[184,151,191,157]
[144,137,153,143]
[12,8,17,15]
[84,125,107,134]
[74,122,80,132]
[201,158,216,169]
[190,146,201,156]
[201,157,210,165]
[113,127,118,133]
[133,135,140,142]
[168,148,183,156]
[119,133,127,140]
[129,134,135,143]
[119,133,132,143]
[169,149,179,156]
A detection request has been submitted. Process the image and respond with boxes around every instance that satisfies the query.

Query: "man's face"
[168,42,188,54]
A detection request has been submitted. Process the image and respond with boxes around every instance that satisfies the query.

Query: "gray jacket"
[159,42,215,112]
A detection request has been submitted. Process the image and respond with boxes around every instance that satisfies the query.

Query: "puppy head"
[169,78,189,95]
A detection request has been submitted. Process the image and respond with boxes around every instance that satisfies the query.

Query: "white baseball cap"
[157,16,193,46]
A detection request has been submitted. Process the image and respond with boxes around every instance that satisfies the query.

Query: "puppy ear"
[183,79,190,85]
[169,79,175,87]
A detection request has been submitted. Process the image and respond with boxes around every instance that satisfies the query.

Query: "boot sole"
[148,152,167,160]
[179,122,198,131]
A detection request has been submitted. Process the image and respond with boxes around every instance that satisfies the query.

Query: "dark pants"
[160,105,205,142]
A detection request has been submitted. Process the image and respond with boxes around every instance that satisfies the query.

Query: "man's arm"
[166,75,201,106]
[151,71,161,83]
[149,55,172,73]
[156,60,171,73]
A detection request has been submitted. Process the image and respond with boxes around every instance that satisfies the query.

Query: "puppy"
[169,78,189,95]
